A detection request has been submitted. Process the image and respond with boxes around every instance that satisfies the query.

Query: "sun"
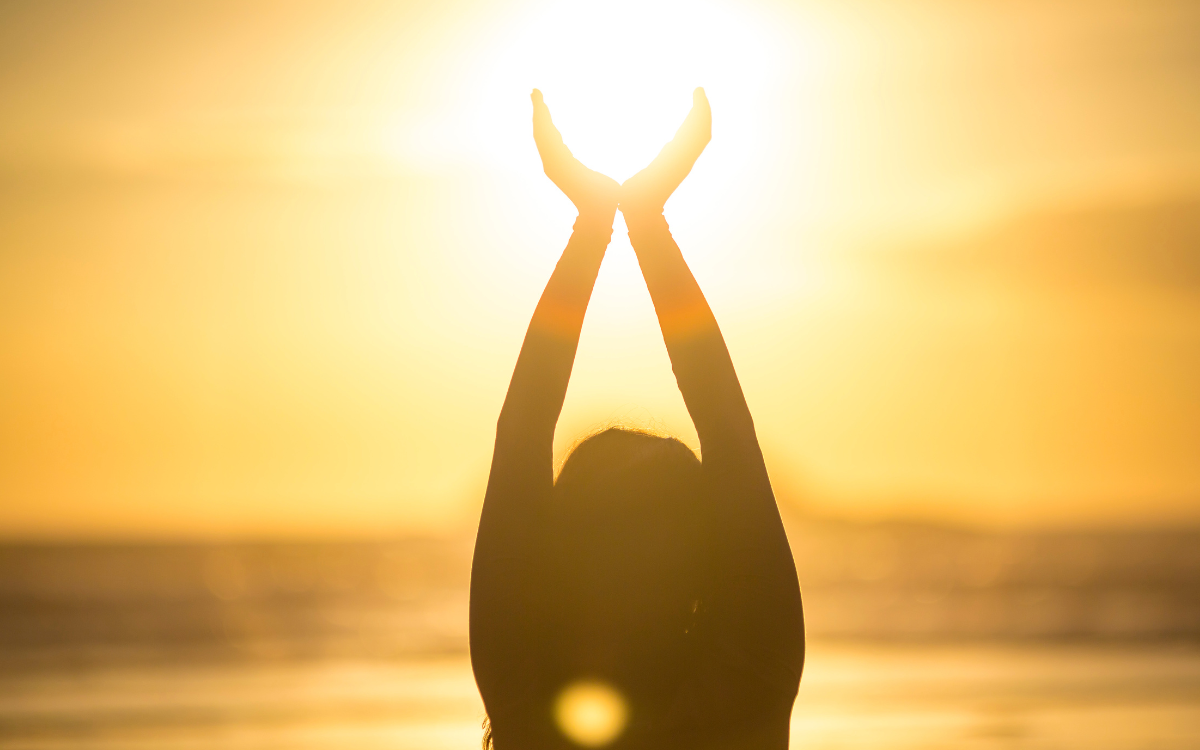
[400,0,819,309]
[463,0,791,183]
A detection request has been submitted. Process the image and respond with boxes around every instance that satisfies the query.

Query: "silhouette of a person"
[470,89,804,750]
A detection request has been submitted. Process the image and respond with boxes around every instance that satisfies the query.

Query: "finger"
[683,87,712,148]
[531,89,597,198]
[654,87,712,180]
[672,87,712,148]
[620,88,712,209]
[531,89,577,173]
[531,89,561,157]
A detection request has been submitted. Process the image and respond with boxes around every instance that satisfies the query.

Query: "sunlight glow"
[554,680,629,747]
[463,0,799,181]
[5,1,1199,536]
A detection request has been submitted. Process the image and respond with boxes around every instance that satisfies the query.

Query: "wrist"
[620,209,668,235]
[573,208,617,238]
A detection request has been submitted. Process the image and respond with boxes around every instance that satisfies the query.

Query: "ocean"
[2,526,1197,748]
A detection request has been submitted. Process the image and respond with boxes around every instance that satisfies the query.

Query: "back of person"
[470,89,804,750]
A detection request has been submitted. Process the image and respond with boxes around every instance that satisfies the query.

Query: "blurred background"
[1,1,1197,748]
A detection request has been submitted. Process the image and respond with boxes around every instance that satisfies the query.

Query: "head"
[517,427,716,748]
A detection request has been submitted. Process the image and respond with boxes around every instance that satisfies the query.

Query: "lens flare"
[554,680,629,747]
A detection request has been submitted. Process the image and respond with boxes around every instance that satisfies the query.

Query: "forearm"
[475,210,614,595]
[497,212,615,437]
[624,212,754,444]
[627,210,802,680]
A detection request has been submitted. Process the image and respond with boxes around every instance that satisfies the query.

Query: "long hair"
[486,427,714,749]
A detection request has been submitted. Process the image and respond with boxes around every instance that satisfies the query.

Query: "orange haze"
[2,0,1198,538]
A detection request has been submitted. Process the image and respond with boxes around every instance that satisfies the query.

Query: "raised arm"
[480,89,618,538]
[621,89,804,725]
[620,89,772,500]
[620,89,753,453]
[471,91,618,708]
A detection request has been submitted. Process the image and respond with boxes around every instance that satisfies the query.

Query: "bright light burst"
[554,679,629,747]
[464,0,797,182]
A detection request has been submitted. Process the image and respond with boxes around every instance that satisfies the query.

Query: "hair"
[485,427,715,749]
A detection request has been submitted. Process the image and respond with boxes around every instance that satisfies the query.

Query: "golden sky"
[1,0,1198,537]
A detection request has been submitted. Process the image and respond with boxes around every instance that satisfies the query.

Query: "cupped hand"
[619,88,711,217]
[532,89,619,218]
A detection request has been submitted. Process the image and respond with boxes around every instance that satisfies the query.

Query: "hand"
[619,88,711,218]
[532,89,620,219]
